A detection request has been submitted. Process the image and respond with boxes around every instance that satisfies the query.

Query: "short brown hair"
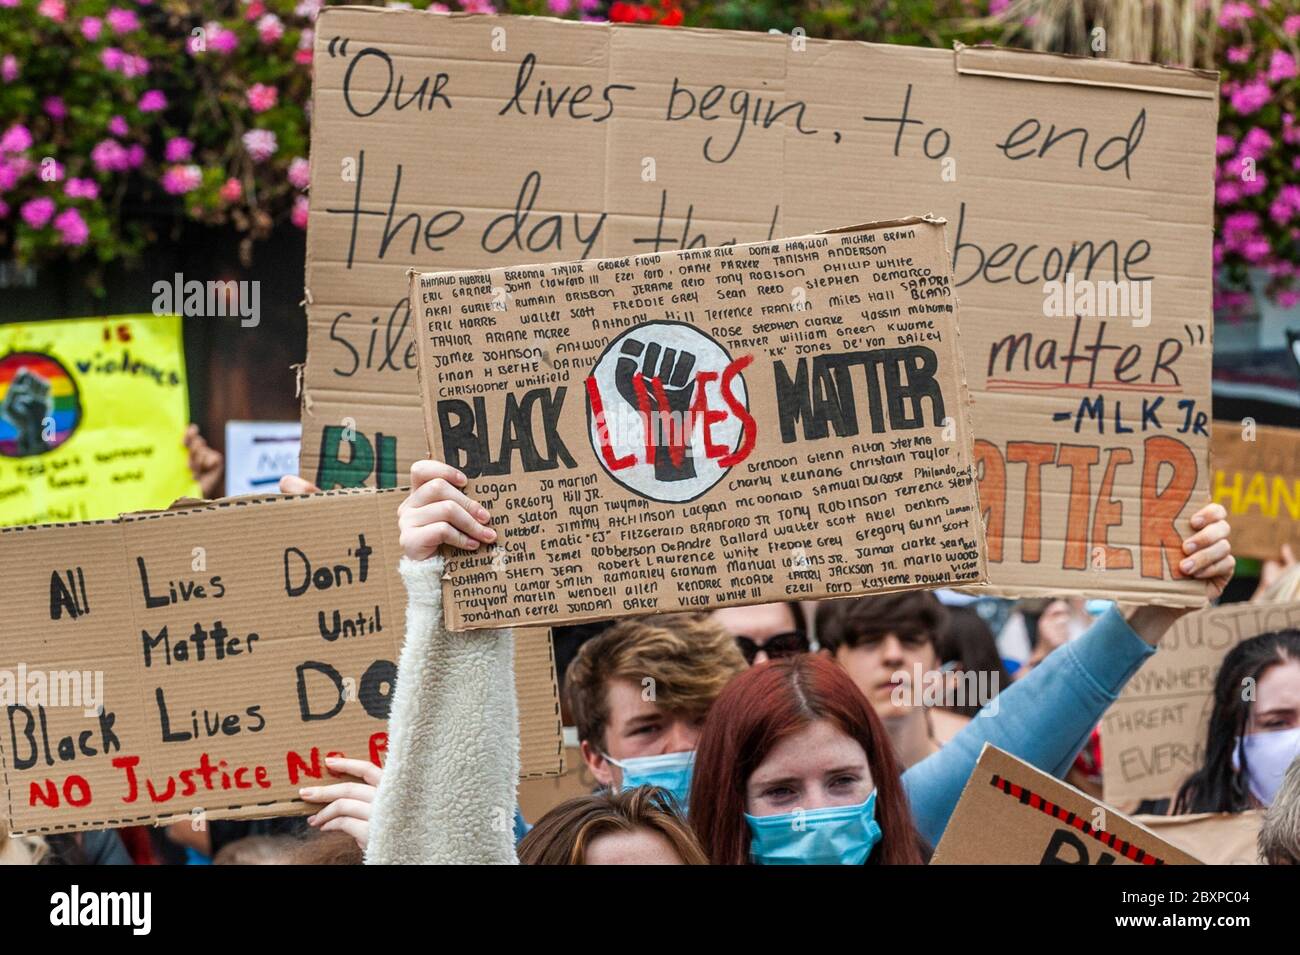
[518,787,708,865]
[563,613,745,750]
[816,592,947,654]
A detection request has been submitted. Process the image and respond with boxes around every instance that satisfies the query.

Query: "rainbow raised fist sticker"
[0,351,81,458]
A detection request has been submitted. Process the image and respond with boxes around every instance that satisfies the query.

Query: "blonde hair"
[1260,756,1300,865]
[564,613,745,749]
[1259,563,1300,604]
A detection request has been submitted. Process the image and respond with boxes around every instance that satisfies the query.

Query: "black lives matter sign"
[413,217,987,630]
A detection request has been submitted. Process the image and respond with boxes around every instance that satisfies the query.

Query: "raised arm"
[365,461,519,864]
[903,503,1235,847]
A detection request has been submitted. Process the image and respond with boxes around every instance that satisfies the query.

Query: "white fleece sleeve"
[365,555,520,865]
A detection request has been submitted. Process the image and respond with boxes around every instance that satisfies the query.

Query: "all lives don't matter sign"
[413,218,987,629]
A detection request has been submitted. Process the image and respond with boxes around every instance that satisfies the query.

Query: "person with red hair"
[692,654,926,864]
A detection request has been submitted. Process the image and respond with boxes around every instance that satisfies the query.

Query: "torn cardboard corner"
[303,9,1216,608]
[0,488,561,836]
[1211,423,1300,561]
[412,217,987,630]
[1100,599,1300,806]
[932,744,1202,865]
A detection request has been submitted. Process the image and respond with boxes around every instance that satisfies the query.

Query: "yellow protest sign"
[0,315,199,525]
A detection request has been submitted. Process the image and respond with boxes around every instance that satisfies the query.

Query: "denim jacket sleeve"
[901,606,1156,848]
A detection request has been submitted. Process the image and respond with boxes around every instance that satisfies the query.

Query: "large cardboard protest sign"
[932,744,1201,865]
[0,315,200,526]
[0,489,561,835]
[303,10,1218,607]
[1100,600,1300,806]
[412,218,985,629]
[1211,423,1300,560]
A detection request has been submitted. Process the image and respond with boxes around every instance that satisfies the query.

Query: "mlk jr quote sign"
[304,11,1218,605]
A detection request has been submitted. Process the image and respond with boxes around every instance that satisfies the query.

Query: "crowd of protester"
[2,449,1297,866]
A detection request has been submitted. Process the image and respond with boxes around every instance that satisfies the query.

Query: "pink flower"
[161,164,202,195]
[0,158,29,190]
[0,0,17,8]
[106,7,140,33]
[91,139,130,173]
[1230,80,1271,115]
[80,16,103,40]
[1277,289,1300,308]
[36,0,66,22]
[1,55,17,84]
[1240,172,1268,196]
[1219,2,1254,29]
[1268,51,1298,84]
[295,48,313,66]
[219,177,243,202]
[20,197,56,228]
[299,27,313,50]
[989,0,1011,13]
[1227,47,1251,65]
[1241,126,1273,157]
[100,47,125,72]
[460,0,496,12]
[1216,181,1242,204]
[295,0,322,20]
[288,156,310,189]
[0,124,32,154]
[1216,134,1237,157]
[257,13,284,44]
[548,0,571,13]
[291,195,309,230]
[242,128,277,162]
[0,200,8,219]
[53,207,88,246]
[44,96,67,121]
[164,137,193,162]
[138,89,167,112]
[209,23,239,55]
[246,0,267,19]
[247,83,279,113]
[108,115,129,137]
[126,144,145,169]
[40,159,65,182]
[121,55,149,79]
[1286,15,1300,37]
[65,178,99,200]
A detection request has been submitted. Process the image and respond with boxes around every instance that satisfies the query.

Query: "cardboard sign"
[932,744,1201,865]
[224,421,302,496]
[302,10,1218,606]
[0,488,561,835]
[1135,811,1263,865]
[0,315,200,526]
[1100,600,1300,805]
[412,218,986,629]
[1211,423,1300,560]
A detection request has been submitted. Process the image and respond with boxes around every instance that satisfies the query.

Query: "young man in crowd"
[566,615,746,809]
[816,592,972,769]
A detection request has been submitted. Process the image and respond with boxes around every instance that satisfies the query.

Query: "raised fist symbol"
[1,367,53,456]
[614,338,697,482]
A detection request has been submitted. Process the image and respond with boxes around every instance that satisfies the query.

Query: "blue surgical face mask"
[745,791,882,865]
[605,750,695,813]
[1234,727,1300,806]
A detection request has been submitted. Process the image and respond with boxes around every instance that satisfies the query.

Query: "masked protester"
[1175,630,1300,814]
[364,460,1234,864]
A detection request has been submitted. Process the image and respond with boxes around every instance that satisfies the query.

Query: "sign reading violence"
[1100,599,1300,806]
[303,10,1218,606]
[0,489,561,835]
[932,744,1201,865]
[411,218,987,630]
[0,315,200,527]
